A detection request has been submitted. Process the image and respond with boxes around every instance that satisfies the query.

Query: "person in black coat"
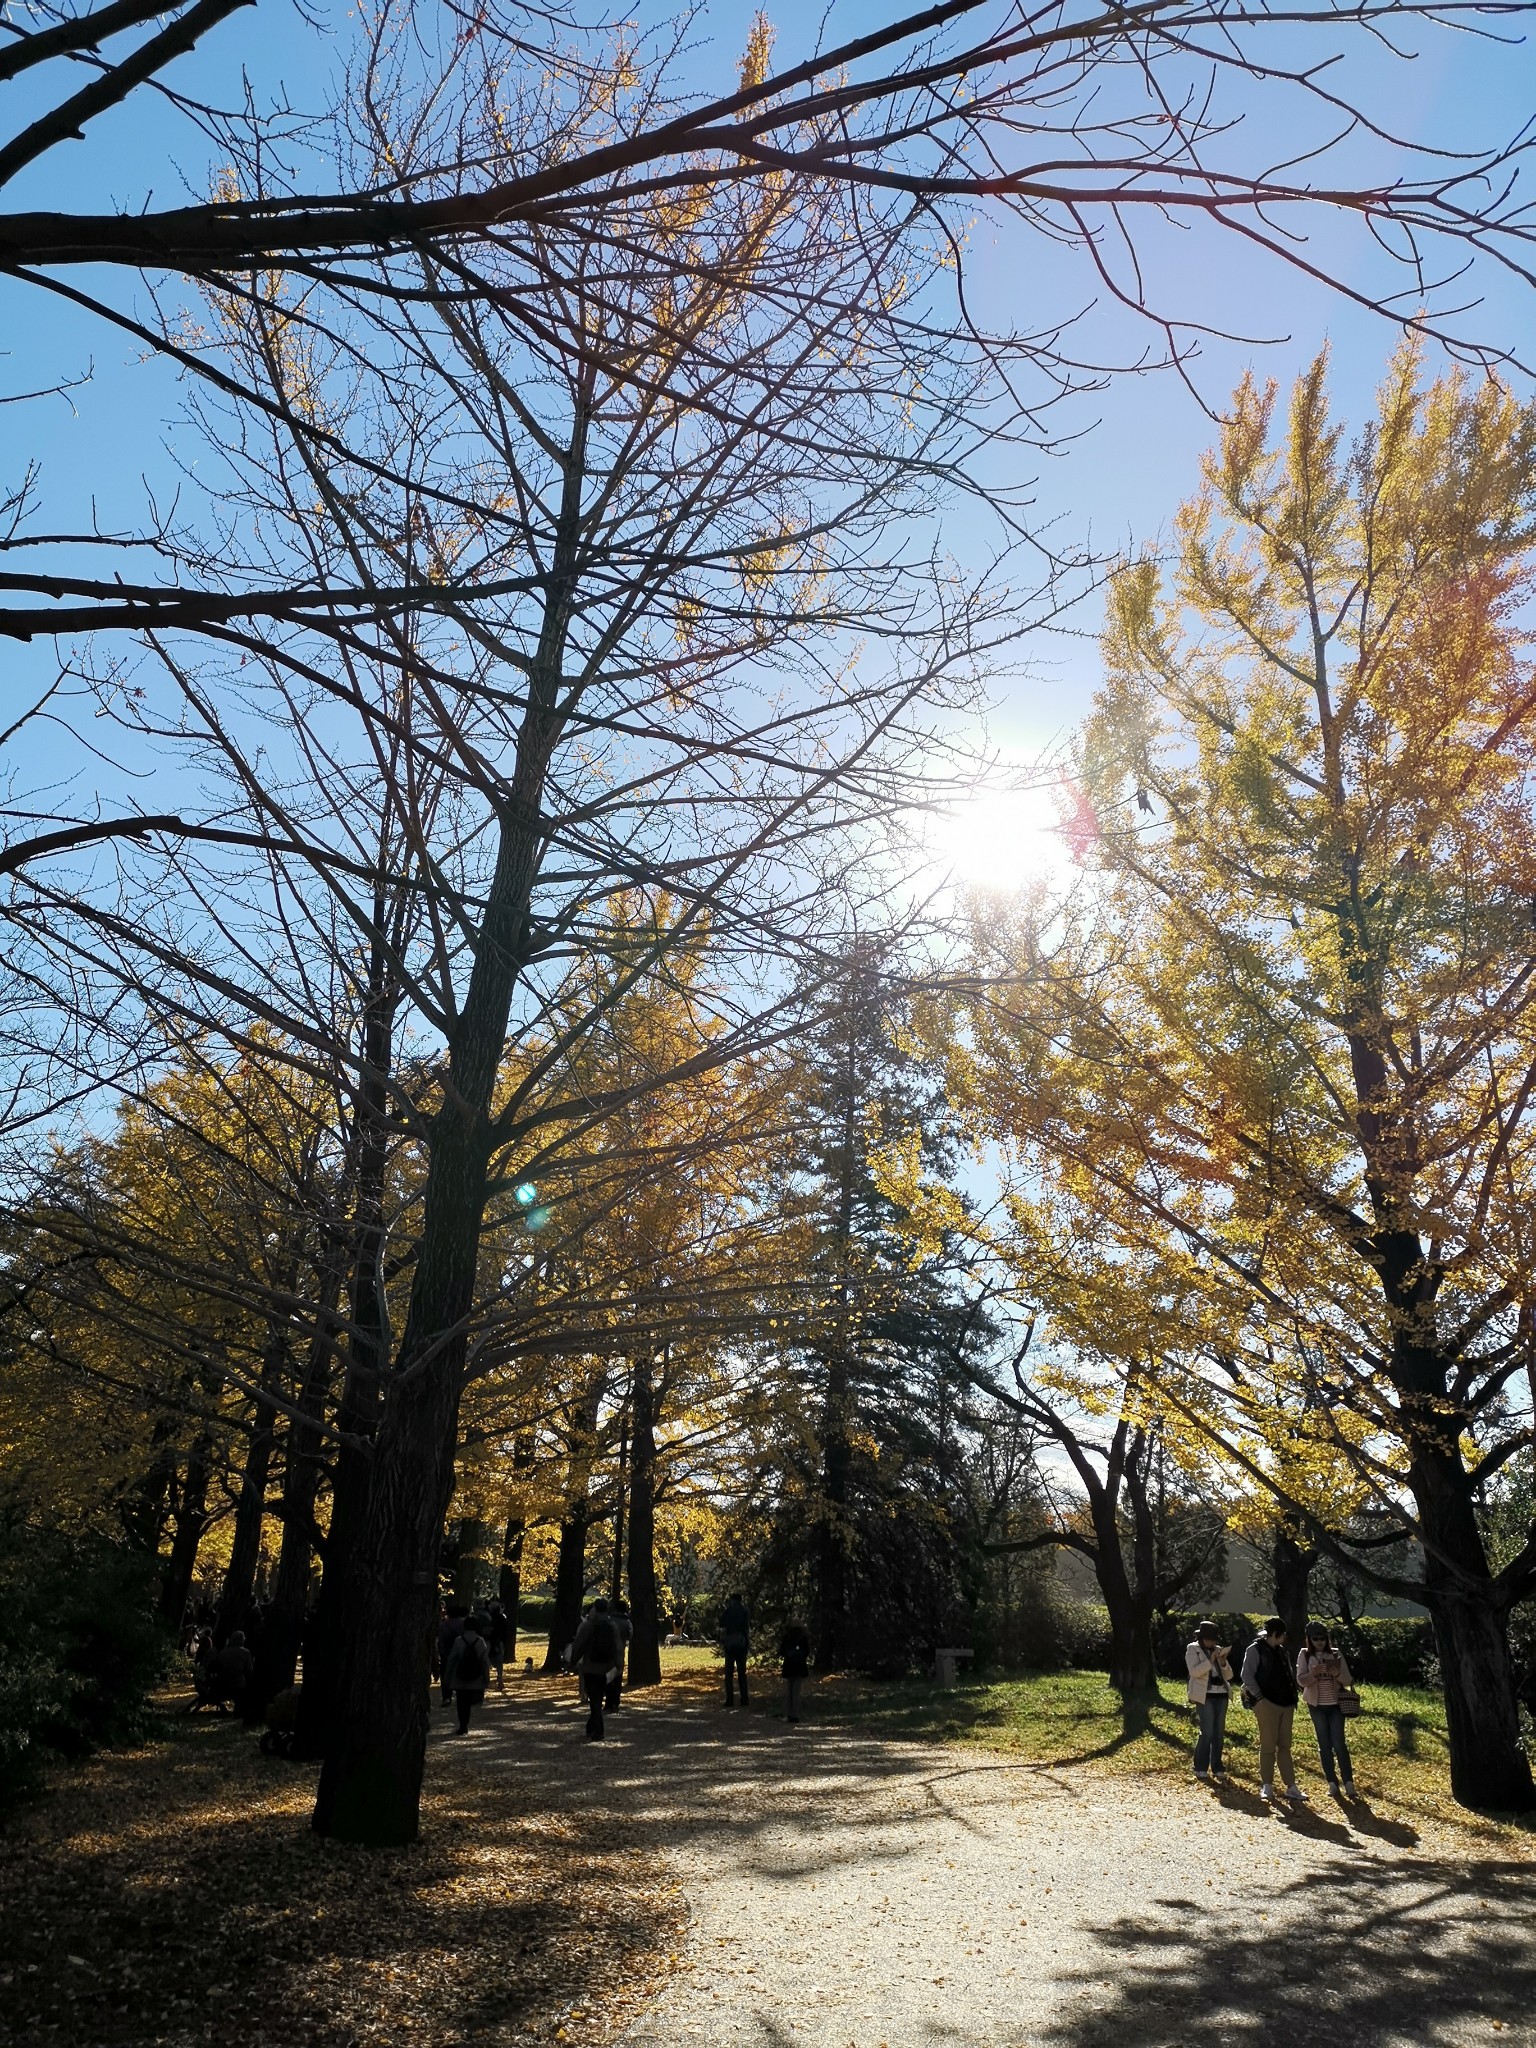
[780,1618,811,1724]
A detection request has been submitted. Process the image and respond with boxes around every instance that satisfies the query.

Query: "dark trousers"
[1309,1702,1353,1784]
[604,1669,623,1712]
[1194,1692,1228,1773]
[784,1672,804,1722]
[724,1647,748,1706]
[582,1672,606,1739]
[455,1687,484,1734]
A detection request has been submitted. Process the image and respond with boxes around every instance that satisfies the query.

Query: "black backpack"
[456,1632,491,1688]
[587,1614,619,1667]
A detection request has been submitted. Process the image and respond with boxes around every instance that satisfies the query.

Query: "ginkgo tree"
[908,346,1536,1809]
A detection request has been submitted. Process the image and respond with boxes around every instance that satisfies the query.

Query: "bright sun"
[933,783,1078,892]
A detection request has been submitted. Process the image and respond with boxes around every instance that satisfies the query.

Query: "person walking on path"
[780,1617,811,1724]
[437,1602,467,1708]
[566,1597,622,1741]
[720,1593,751,1709]
[1185,1622,1233,1783]
[444,1615,492,1734]
[486,1599,511,1691]
[1297,1623,1358,1800]
[1241,1617,1309,1806]
[605,1598,632,1713]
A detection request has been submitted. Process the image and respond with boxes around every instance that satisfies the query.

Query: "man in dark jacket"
[720,1592,751,1709]
[605,1598,632,1713]
[1240,1617,1308,1806]
[437,1603,467,1707]
[444,1616,492,1735]
[566,1598,621,1740]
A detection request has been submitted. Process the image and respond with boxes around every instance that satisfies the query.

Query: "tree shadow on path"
[1042,1852,1536,2048]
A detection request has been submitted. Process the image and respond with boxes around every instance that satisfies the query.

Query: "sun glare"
[935,784,1078,893]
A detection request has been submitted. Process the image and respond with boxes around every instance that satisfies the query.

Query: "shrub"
[0,1520,170,1813]
[1334,1615,1437,1684]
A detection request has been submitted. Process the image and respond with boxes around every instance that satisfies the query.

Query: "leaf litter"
[0,1694,684,2047]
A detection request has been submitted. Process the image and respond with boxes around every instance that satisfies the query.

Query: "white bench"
[934,1646,974,1688]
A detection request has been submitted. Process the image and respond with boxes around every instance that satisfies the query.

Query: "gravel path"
[458,1681,1536,2048]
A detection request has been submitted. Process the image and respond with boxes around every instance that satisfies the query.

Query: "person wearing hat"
[1184,1621,1233,1784]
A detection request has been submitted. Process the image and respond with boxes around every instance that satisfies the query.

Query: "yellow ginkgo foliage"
[911,345,1536,1813]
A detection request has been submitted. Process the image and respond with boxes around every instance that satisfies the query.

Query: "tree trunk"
[813,1403,852,1671]
[1410,1430,1535,1810]
[159,1435,214,1629]
[295,959,395,1764]
[498,1517,524,1656]
[312,1117,488,1844]
[249,1263,342,1722]
[1272,1519,1315,1648]
[496,1432,537,1661]
[309,449,585,1844]
[452,1518,492,1609]
[544,1508,589,1672]
[625,1356,662,1689]
[216,1315,290,1645]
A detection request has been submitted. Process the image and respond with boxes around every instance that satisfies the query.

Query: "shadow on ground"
[1044,1851,1536,2046]
[476,1676,1536,2048]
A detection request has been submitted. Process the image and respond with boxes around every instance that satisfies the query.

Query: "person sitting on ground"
[444,1614,492,1735]
[1296,1623,1358,1801]
[1185,1621,1234,1785]
[720,1592,751,1709]
[565,1597,622,1742]
[780,1617,811,1724]
[1240,1616,1308,1806]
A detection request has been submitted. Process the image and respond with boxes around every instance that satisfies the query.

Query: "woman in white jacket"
[1185,1623,1234,1784]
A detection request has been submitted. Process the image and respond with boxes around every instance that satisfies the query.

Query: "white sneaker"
[1260,1783,1274,1802]
[1286,1786,1311,1805]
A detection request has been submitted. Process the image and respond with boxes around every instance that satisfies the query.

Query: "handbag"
[1337,1684,1362,1720]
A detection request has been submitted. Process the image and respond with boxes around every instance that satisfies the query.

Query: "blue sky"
[2,0,1534,806]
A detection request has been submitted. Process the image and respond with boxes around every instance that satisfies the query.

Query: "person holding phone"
[1185,1622,1234,1783]
[1297,1622,1358,1800]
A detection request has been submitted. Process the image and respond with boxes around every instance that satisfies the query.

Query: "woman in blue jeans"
[1185,1622,1233,1783]
[1297,1624,1357,1798]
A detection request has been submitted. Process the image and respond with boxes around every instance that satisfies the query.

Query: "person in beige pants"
[1240,1618,1309,1805]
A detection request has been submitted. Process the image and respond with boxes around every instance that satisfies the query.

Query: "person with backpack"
[444,1615,492,1734]
[565,1597,621,1740]
[1297,1623,1358,1800]
[780,1617,811,1724]
[720,1592,751,1709]
[1240,1616,1309,1805]
[605,1598,632,1714]
[1184,1621,1233,1784]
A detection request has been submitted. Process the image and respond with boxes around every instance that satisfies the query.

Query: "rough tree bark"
[158,1433,214,1628]
[625,1353,662,1689]
[1272,1520,1317,1649]
[544,1509,590,1673]
[215,1306,292,1644]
